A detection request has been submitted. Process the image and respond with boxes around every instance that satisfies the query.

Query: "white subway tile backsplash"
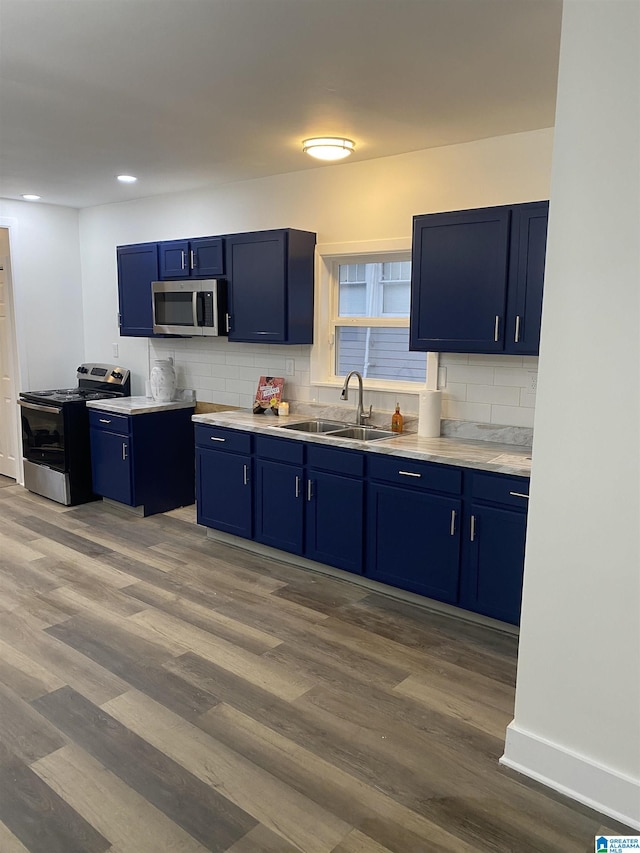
[520,390,537,408]
[442,399,492,422]
[491,405,535,428]
[446,364,495,385]
[440,353,470,365]
[493,367,532,387]
[467,384,521,405]
[468,354,524,368]
[442,382,467,402]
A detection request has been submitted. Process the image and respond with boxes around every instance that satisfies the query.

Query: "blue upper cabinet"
[225,228,316,344]
[117,243,159,336]
[410,201,548,355]
[505,202,549,355]
[159,236,225,279]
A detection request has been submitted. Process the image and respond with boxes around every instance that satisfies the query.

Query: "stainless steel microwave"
[152,279,228,336]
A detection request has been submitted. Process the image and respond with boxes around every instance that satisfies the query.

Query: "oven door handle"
[18,400,63,415]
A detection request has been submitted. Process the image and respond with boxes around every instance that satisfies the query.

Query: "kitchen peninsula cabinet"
[367,455,462,603]
[410,201,548,355]
[195,425,252,538]
[89,407,195,516]
[225,228,316,344]
[117,243,159,336]
[159,236,224,279]
[460,472,529,625]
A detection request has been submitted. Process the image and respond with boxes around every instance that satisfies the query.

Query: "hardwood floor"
[0,475,630,852]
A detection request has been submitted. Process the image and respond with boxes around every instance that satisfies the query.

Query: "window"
[333,258,426,384]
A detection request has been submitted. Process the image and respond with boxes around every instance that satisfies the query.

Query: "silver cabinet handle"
[494,315,500,342]
[210,436,226,442]
[122,443,128,461]
[399,470,421,478]
[470,514,476,541]
[514,314,521,343]
[99,418,111,424]
[509,491,529,499]
[181,250,186,270]
[190,249,196,270]
[450,509,456,536]
[243,464,248,486]
[295,475,300,498]
[307,479,313,501]
[225,313,231,333]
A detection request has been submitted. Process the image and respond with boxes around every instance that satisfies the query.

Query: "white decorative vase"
[149,359,176,402]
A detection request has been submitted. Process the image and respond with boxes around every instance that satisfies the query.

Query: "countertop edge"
[87,397,196,415]
[192,412,532,478]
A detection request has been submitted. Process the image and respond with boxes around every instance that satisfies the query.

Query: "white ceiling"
[0,0,562,209]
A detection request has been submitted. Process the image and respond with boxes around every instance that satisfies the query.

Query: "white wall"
[79,128,553,422]
[502,0,640,829]
[0,199,84,390]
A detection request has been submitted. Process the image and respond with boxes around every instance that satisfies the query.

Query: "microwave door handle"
[194,291,203,326]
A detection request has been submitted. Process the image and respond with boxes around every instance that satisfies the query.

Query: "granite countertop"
[192,410,532,477]
[86,396,196,415]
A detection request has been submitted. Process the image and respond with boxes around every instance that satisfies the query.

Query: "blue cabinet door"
[159,240,189,278]
[191,237,224,277]
[117,243,159,336]
[410,207,511,353]
[505,201,548,355]
[254,459,304,554]
[226,231,287,343]
[196,448,252,538]
[90,428,133,505]
[367,482,461,603]
[160,237,225,279]
[464,504,527,625]
[305,470,364,574]
[225,229,315,344]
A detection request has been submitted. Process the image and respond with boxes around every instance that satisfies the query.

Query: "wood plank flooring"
[0,475,632,852]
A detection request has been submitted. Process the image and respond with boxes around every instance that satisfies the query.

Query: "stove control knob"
[77,366,88,374]
[111,371,122,380]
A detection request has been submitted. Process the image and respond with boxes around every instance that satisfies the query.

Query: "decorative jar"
[149,359,176,402]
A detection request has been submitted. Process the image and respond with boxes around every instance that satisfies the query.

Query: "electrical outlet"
[527,372,537,394]
[285,358,295,376]
[438,366,447,388]
[112,342,119,359]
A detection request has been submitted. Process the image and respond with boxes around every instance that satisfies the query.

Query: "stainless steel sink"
[328,426,398,441]
[279,419,347,433]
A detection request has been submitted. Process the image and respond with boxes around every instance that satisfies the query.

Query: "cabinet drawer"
[255,435,304,464]
[368,455,462,494]
[307,444,364,477]
[195,424,252,454]
[471,472,529,508]
[89,410,130,435]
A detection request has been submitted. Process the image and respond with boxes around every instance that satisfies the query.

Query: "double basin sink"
[279,419,399,442]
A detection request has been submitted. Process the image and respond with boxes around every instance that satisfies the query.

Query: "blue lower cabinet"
[196,448,252,538]
[462,504,527,625]
[459,472,529,625]
[254,459,304,554]
[367,482,462,604]
[90,428,133,505]
[90,408,195,516]
[306,470,364,574]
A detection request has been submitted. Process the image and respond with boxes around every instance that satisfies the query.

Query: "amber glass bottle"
[391,403,404,433]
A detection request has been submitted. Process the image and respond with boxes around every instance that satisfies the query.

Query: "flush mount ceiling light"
[117,174,138,183]
[21,194,41,201]
[302,137,355,161]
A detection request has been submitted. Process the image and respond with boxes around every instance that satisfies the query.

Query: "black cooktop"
[19,362,131,406]
[21,388,122,404]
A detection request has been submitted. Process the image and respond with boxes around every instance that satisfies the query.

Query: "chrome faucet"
[340,371,372,425]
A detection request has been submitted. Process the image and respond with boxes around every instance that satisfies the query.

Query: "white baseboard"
[501,722,640,831]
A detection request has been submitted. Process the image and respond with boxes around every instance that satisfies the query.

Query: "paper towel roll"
[418,390,442,437]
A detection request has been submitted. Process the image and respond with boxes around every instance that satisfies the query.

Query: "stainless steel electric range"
[18,362,131,506]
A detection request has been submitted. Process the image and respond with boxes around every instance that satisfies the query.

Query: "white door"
[0,232,19,479]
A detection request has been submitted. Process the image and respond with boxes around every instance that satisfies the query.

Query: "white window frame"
[311,237,428,393]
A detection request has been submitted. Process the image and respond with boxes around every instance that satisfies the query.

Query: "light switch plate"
[285,358,295,376]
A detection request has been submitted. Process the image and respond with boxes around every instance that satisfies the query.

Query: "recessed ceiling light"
[21,194,41,201]
[302,137,355,161]
[117,175,138,183]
